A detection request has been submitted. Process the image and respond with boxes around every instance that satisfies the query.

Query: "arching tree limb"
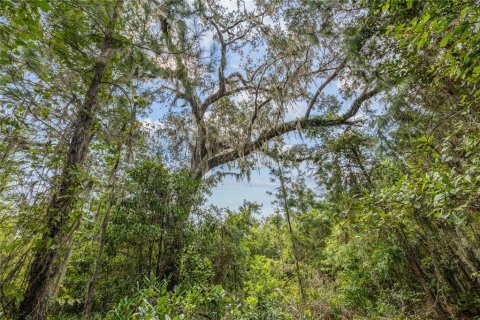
[206,89,378,172]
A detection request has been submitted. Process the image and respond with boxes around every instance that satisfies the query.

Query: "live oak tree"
[134,0,379,291]
[147,0,379,179]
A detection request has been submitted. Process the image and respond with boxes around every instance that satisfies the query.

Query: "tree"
[0,0,156,317]
[118,0,380,294]
[148,0,379,179]
[15,1,126,318]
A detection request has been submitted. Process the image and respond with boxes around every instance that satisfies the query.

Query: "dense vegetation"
[1,0,480,319]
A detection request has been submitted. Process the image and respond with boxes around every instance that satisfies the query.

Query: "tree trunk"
[163,239,182,291]
[277,163,307,302]
[82,150,123,318]
[157,178,200,291]
[82,209,109,318]
[161,217,183,291]
[396,227,450,320]
[16,2,122,317]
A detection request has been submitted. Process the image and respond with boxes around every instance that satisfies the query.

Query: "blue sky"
[207,160,319,216]
[208,166,278,215]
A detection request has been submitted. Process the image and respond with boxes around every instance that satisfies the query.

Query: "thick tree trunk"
[16,4,122,316]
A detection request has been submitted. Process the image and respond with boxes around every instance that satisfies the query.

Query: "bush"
[106,276,234,320]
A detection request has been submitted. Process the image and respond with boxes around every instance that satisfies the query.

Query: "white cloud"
[231,91,249,103]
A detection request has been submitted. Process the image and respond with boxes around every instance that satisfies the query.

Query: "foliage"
[106,276,233,320]
[1,0,480,319]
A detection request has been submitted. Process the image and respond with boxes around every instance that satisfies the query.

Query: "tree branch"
[304,59,347,119]
[206,88,378,171]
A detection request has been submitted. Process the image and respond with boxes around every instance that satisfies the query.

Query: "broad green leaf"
[439,33,451,48]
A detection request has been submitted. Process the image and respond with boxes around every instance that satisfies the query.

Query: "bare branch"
[304,59,347,119]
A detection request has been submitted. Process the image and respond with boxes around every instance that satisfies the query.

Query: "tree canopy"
[1,0,480,319]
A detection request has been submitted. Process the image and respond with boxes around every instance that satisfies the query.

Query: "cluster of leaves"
[107,276,232,320]
[107,259,292,320]
[368,0,480,105]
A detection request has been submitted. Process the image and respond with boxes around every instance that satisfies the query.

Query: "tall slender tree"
[16,1,126,318]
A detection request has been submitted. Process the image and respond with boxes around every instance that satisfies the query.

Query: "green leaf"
[46,237,53,249]
[38,0,50,12]
[418,135,428,143]
[417,32,429,50]
[439,33,451,48]
[460,6,469,19]
[39,108,50,118]
[422,13,431,23]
